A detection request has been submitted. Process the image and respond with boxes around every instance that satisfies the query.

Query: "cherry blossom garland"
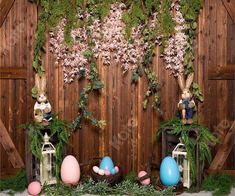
[49,17,89,83]
[91,3,145,72]
[49,3,147,83]
[163,1,187,76]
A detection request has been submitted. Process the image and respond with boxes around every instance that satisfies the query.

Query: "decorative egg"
[104,170,111,176]
[93,166,99,173]
[114,166,119,173]
[138,171,150,186]
[61,155,80,185]
[160,156,180,186]
[98,169,105,175]
[111,168,116,175]
[27,181,41,196]
[99,156,115,172]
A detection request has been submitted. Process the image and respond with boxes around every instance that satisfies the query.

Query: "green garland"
[202,173,235,196]
[179,0,203,102]
[157,0,175,50]
[43,179,175,196]
[143,68,161,113]
[71,35,106,130]
[71,62,106,130]
[0,170,27,193]
[157,118,218,184]
[179,0,202,74]
[20,116,70,181]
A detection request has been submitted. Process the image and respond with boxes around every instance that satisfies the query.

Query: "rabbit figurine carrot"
[34,73,52,125]
[177,73,195,124]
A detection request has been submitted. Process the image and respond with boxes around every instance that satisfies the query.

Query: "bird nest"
[91,168,123,186]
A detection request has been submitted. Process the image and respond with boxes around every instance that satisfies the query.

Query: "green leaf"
[31,86,38,98]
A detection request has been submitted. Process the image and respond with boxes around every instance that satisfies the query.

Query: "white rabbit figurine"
[177,73,195,124]
[34,73,52,125]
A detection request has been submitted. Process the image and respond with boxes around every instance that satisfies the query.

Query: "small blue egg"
[99,156,114,172]
[160,156,180,186]
[110,168,116,175]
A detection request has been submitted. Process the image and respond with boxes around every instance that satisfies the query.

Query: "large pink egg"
[27,181,41,196]
[61,155,80,185]
[138,171,150,186]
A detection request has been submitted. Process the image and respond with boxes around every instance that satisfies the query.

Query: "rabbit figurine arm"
[189,99,195,108]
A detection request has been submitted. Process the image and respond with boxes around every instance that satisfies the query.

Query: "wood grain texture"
[0,0,15,27]
[209,121,235,170]
[0,67,27,79]
[0,119,24,168]
[208,65,235,79]
[222,0,235,23]
[0,0,234,178]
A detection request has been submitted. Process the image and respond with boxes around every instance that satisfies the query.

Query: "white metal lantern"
[172,143,191,188]
[40,133,56,185]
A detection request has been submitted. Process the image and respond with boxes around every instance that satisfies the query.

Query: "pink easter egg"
[104,170,111,176]
[27,181,41,196]
[114,166,119,173]
[61,155,80,185]
[138,171,150,186]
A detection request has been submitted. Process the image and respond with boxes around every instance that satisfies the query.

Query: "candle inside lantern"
[43,154,49,181]
[183,159,188,183]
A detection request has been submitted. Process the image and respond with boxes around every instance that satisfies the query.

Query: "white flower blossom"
[163,1,187,76]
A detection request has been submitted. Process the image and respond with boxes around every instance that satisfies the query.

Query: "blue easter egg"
[160,156,180,186]
[99,156,114,172]
[110,168,116,175]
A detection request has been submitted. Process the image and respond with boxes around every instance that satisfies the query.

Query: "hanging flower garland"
[163,1,187,76]
[49,3,147,83]
[49,18,89,83]
[32,0,203,130]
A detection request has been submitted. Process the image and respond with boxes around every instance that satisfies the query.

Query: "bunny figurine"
[177,73,195,124]
[34,73,52,125]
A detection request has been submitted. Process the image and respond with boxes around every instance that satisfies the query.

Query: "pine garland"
[202,173,235,196]
[43,179,175,196]
[0,170,27,192]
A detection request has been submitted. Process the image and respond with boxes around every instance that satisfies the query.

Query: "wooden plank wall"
[0,0,234,178]
[0,0,36,177]
[196,0,235,170]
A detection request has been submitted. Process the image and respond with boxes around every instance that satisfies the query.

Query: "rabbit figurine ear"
[185,73,194,89]
[178,73,185,91]
[35,74,41,91]
[40,74,47,92]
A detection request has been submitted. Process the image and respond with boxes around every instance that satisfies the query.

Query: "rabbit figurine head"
[177,73,195,124]
[34,73,52,124]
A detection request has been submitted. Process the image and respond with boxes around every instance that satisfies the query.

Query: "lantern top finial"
[43,132,50,143]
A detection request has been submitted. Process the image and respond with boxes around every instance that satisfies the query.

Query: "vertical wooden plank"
[26,0,37,181]
[207,0,218,132]
[216,0,228,151]
[197,0,207,125]
[226,14,235,167]
[98,55,105,158]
